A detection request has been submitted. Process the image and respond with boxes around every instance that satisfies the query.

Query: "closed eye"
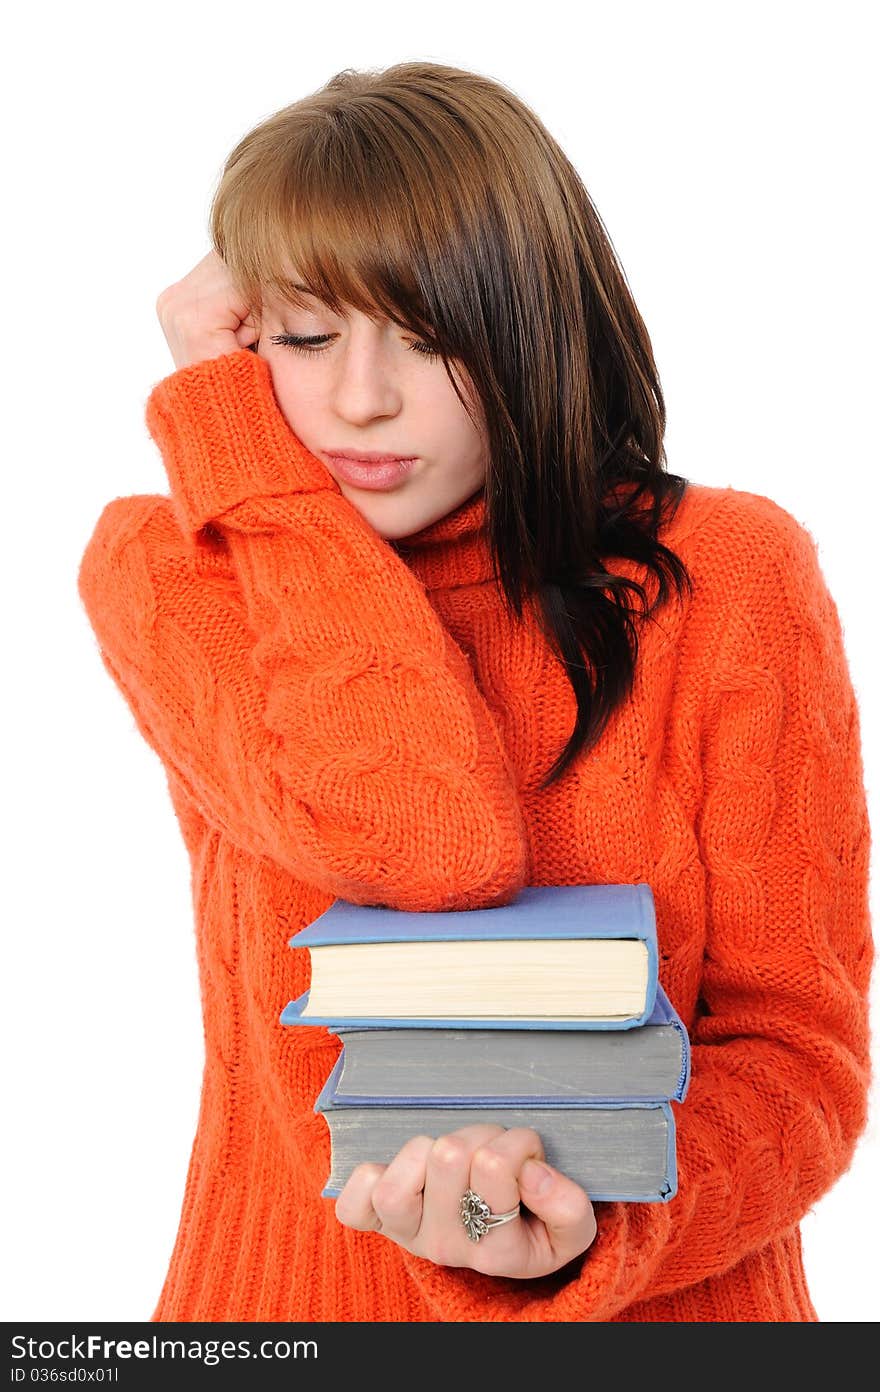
[269,332,440,360]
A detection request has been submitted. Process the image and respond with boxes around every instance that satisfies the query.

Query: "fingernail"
[521,1159,554,1194]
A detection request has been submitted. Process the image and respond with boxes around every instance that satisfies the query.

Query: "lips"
[325,453,419,492]
[326,450,416,464]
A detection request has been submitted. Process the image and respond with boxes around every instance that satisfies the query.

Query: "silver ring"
[459,1188,522,1243]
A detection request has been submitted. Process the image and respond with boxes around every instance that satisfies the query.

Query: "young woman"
[77,61,872,1322]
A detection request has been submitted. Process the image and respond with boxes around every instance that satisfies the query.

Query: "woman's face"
[255,284,488,541]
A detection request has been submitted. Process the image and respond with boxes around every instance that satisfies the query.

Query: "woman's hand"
[155,249,261,370]
[334,1123,597,1278]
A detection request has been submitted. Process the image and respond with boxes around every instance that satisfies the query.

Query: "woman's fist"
[155,249,261,370]
[334,1123,598,1279]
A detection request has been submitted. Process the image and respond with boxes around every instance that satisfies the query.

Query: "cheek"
[427,375,484,444]
[446,409,488,473]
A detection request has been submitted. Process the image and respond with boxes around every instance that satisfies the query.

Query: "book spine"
[674,1021,691,1102]
[639,884,659,1016]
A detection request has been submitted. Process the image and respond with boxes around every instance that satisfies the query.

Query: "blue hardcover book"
[314,1053,678,1203]
[320,982,691,1106]
[282,883,659,1030]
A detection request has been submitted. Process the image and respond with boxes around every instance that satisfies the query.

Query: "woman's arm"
[394,499,873,1318]
[77,347,529,912]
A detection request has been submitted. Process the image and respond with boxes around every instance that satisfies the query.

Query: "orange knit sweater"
[77,347,873,1322]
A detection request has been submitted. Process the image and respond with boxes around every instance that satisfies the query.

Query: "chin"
[336,485,445,541]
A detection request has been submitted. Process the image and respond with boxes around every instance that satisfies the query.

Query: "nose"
[330,321,404,424]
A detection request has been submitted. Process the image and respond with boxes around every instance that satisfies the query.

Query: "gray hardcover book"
[331,982,690,1103]
[315,1056,678,1202]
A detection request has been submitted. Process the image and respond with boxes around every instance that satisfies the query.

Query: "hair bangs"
[213,119,471,356]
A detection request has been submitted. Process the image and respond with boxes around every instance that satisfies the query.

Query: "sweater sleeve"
[76,348,529,912]
[397,503,874,1320]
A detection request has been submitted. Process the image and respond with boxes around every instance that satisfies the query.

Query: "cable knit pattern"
[76,348,873,1322]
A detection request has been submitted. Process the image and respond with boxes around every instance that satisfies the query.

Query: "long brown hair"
[209,61,694,790]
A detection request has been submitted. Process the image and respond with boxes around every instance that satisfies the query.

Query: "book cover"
[314,1055,678,1203]
[327,982,691,1104]
[283,882,659,1029]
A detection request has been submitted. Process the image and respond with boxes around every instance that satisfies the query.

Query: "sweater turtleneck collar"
[390,487,495,591]
[390,477,700,593]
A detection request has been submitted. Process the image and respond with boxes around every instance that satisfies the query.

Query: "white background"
[3,0,877,1323]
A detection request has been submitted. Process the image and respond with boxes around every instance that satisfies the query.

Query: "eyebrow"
[277,283,382,322]
[268,280,319,303]
[282,282,336,310]
[279,283,358,319]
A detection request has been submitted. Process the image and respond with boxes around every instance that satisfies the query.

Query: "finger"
[470,1125,547,1214]
[480,1126,547,1170]
[415,1124,504,1256]
[235,306,262,348]
[369,1134,435,1244]
[464,1127,545,1256]
[443,1123,508,1150]
[334,1162,387,1233]
[515,1154,597,1265]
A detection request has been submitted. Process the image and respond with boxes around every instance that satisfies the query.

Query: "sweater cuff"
[398,1199,662,1321]
[144,347,334,534]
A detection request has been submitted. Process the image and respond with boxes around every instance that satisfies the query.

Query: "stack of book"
[280,883,690,1203]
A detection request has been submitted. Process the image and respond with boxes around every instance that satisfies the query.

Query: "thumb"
[518,1158,597,1258]
[236,307,262,350]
